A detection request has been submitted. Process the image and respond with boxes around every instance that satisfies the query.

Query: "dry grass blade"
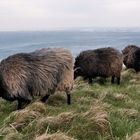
[27,102,47,114]
[114,93,129,101]
[118,109,139,119]
[127,131,140,140]
[83,101,111,134]
[35,132,77,140]
[4,132,23,140]
[12,109,41,129]
[37,112,76,126]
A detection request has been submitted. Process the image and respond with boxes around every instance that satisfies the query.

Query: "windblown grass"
[0,69,140,139]
[35,132,77,140]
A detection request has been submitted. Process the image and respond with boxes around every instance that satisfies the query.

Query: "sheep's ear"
[121,49,123,53]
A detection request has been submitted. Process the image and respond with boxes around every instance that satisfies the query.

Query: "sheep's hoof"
[41,94,50,103]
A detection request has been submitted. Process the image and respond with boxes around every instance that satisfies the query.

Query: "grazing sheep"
[122,45,140,72]
[0,48,74,109]
[33,48,74,105]
[74,47,123,84]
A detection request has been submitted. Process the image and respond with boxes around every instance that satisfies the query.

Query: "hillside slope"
[0,69,140,140]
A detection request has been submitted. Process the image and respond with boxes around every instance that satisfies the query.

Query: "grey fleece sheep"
[122,45,140,72]
[0,48,74,109]
[74,47,123,84]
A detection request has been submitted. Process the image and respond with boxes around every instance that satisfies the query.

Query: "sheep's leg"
[88,78,93,84]
[66,93,71,105]
[83,76,88,80]
[17,99,31,110]
[41,94,50,103]
[17,100,22,110]
[117,77,120,85]
[111,75,115,84]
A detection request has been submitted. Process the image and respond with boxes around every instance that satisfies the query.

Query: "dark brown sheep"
[122,45,140,72]
[0,48,74,109]
[74,47,123,84]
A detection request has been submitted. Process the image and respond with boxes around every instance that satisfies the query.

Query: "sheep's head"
[122,45,139,66]
[122,45,139,55]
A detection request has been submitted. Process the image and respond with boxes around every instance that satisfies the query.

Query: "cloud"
[0,0,139,30]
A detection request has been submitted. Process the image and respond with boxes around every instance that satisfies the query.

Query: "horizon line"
[0,26,140,32]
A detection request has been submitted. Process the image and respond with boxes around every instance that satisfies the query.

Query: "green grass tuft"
[0,69,140,139]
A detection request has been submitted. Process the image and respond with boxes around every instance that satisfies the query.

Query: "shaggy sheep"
[0,48,74,109]
[33,48,74,105]
[122,45,140,72]
[74,47,123,84]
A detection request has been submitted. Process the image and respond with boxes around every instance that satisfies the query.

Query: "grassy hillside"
[0,69,140,140]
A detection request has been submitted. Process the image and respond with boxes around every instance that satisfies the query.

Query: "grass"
[0,69,140,139]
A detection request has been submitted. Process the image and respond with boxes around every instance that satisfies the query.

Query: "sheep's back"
[75,47,122,77]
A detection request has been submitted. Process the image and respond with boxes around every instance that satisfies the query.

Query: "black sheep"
[74,47,123,84]
[122,45,140,72]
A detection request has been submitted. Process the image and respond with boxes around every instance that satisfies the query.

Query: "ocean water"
[0,30,140,60]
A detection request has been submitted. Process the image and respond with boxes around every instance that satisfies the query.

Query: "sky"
[0,0,140,31]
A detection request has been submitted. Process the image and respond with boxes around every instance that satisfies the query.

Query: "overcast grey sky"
[0,0,140,31]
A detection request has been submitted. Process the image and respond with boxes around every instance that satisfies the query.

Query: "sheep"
[74,47,123,84]
[33,48,74,104]
[122,45,140,72]
[0,48,74,109]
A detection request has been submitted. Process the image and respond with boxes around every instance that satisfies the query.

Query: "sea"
[0,28,140,60]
